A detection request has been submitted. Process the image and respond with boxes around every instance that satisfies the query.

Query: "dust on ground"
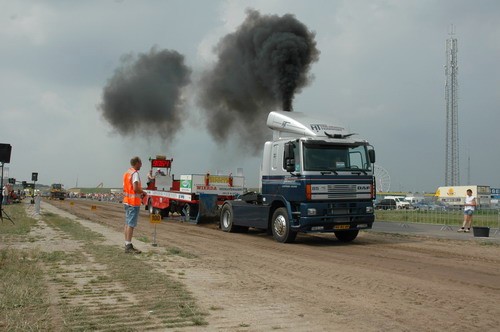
[7,199,500,331]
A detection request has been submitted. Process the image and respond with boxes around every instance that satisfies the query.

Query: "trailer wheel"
[180,204,189,217]
[182,204,198,222]
[271,207,297,243]
[220,204,235,232]
[334,230,359,242]
[160,207,170,218]
[148,200,163,217]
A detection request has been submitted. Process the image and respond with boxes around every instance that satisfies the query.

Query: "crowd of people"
[66,191,124,203]
[1,184,23,205]
[1,185,123,205]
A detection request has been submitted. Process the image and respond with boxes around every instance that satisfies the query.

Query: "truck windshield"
[303,143,372,172]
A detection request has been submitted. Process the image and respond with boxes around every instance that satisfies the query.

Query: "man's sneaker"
[465,228,470,233]
[125,243,142,254]
[457,228,465,232]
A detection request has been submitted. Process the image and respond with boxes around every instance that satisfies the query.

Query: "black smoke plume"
[100,47,191,141]
[198,9,319,151]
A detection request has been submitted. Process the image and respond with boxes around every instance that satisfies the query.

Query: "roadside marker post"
[34,195,41,215]
[150,214,161,247]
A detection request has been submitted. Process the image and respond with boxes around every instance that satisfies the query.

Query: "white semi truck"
[219,111,376,243]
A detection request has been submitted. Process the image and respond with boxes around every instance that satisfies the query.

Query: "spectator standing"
[458,189,476,233]
[1,185,7,205]
[147,169,155,188]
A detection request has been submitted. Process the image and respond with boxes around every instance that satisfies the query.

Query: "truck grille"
[325,193,357,199]
[327,184,357,193]
[310,184,371,200]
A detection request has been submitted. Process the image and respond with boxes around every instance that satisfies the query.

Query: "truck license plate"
[334,224,350,230]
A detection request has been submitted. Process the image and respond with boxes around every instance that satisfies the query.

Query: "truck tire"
[334,230,359,242]
[160,207,170,218]
[148,200,164,217]
[220,204,248,233]
[271,207,297,243]
[220,204,236,232]
[182,203,198,222]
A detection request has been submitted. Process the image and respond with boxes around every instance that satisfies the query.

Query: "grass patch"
[1,203,208,330]
[0,249,51,331]
[43,212,105,243]
[42,212,208,329]
[137,235,150,243]
[0,204,37,236]
[479,241,499,247]
[209,305,224,311]
[167,246,198,259]
[375,209,499,228]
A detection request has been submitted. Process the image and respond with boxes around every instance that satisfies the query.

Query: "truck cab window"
[348,146,367,169]
[303,143,371,172]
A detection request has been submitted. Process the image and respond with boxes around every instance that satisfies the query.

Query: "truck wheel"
[334,230,359,242]
[181,204,189,221]
[148,201,162,217]
[183,204,198,222]
[160,207,170,218]
[271,207,297,243]
[220,204,235,232]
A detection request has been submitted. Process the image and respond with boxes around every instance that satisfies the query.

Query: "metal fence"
[375,208,500,230]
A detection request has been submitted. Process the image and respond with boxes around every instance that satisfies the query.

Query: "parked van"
[384,196,411,209]
[404,196,424,205]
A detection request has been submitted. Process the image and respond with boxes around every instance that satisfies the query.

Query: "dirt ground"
[39,199,500,331]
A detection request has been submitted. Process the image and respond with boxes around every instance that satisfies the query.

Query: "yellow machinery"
[50,184,66,200]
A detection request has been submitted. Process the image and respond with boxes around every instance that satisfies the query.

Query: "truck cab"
[220,111,376,243]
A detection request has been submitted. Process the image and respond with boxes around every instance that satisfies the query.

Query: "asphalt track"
[371,220,500,242]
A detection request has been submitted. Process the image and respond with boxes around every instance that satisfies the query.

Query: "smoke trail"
[198,9,319,151]
[99,47,191,141]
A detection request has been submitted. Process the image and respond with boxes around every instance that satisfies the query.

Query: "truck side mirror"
[284,142,296,172]
[368,149,376,164]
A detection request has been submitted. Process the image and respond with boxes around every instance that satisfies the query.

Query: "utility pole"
[445,24,460,186]
[467,154,471,185]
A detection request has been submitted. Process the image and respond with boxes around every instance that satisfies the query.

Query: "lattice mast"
[445,26,460,186]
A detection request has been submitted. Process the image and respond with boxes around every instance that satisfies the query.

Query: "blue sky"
[1,0,499,193]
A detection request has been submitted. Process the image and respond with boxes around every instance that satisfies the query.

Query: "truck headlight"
[366,206,373,213]
[307,208,317,216]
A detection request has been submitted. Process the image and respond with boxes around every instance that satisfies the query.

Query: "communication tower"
[444,25,460,186]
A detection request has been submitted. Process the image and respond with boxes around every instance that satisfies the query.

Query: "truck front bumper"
[291,201,375,232]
